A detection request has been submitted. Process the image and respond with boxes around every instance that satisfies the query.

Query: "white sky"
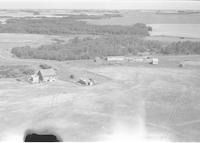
[0,0,199,10]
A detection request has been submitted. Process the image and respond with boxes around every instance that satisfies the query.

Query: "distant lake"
[148,24,200,38]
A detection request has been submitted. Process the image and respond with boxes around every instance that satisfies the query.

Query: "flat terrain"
[145,35,200,43]
[148,24,200,39]
[0,16,199,141]
[1,58,200,141]
[0,34,200,142]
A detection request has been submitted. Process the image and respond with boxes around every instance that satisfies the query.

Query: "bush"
[70,74,75,79]
[40,64,52,69]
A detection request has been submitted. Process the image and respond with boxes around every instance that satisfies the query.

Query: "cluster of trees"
[0,17,150,35]
[161,41,200,55]
[11,36,200,61]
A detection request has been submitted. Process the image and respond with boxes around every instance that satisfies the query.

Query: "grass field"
[0,50,200,142]
[0,18,200,141]
[148,24,200,38]
[145,35,200,43]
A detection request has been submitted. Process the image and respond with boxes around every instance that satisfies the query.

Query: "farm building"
[143,56,153,63]
[77,78,95,86]
[106,56,126,62]
[150,58,159,65]
[125,57,135,62]
[135,58,144,62]
[37,69,56,82]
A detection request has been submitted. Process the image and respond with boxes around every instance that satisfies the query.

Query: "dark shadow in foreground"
[24,129,62,142]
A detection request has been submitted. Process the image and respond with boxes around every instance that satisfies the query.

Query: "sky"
[0,0,200,10]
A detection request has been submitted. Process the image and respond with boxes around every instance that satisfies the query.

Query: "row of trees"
[0,17,150,36]
[11,36,200,61]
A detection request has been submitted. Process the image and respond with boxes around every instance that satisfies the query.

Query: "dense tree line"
[11,36,200,61]
[0,17,149,35]
[161,41,200,55]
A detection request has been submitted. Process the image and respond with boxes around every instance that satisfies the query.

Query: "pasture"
[0,52,200,141]
[145,36,200,43]
[0,9,200,141]
[148,24,200,38]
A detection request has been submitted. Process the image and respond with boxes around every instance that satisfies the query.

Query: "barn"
[106,56,126,62]
[37,69,56,82]
[135,58,144,62]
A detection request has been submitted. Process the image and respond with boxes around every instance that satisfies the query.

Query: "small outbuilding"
[150,58,159,65]
[77,78,95,86]
[135,58,144,62]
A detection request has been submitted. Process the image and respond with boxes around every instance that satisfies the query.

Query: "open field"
[145,35,200,43]
[148,24,200,39]
[1,50,200,141]
[0,9,200,142]
[0,33,200,141]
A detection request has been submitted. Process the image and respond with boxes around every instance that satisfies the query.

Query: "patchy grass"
[0,65,35,78]
[145,36,200,43]
[148,24,200,38]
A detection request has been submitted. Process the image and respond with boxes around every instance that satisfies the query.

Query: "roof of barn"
[38,69,56,77]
